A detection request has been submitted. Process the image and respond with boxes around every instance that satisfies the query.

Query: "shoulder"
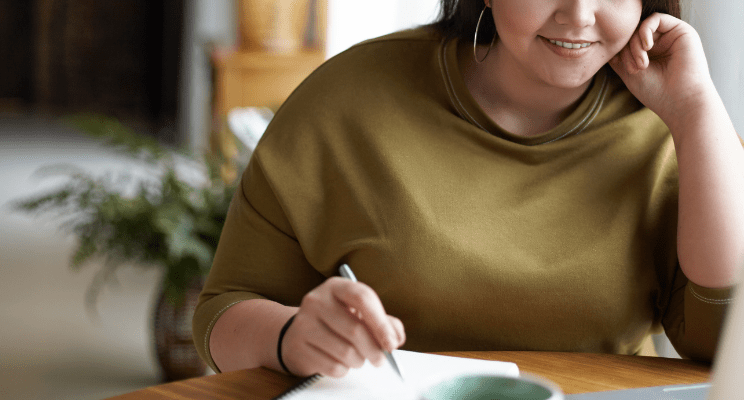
[297,26,445,91]
[268,26,449,130]
[254,28,451,179]
[350,26,444,48]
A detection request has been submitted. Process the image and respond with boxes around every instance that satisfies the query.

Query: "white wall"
[326,0,440,58]
[682,0,744,137]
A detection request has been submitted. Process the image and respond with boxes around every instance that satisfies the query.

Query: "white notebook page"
[277,350,520,400]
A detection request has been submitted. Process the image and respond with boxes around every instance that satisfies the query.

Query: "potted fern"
[13,114,249,381]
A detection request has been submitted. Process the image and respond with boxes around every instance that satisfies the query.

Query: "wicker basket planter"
[153,278,208,381]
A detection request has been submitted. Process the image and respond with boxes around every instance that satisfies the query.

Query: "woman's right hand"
[279,277,406,377]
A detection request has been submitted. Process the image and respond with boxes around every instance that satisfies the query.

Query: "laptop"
[566,283,742,400]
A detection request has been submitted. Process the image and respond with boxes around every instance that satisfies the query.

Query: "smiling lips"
[541,36,595,58]
[548,39,593,49]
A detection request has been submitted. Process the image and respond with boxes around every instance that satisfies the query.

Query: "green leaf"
[11,113,250,310]
[65,113,168,163]
[163,257,201,305]
[71,237,98,270]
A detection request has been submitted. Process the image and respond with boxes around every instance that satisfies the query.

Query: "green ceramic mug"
[418,372,564,400]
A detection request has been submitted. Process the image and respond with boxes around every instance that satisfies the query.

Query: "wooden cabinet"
[212,49,325,115]
[212,0,327,116]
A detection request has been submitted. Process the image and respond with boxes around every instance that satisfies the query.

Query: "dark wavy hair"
[432,0,681,44]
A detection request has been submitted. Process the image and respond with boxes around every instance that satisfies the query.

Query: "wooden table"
[108,352,710,399]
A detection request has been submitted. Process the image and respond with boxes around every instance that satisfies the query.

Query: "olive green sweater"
[193,28,733,373]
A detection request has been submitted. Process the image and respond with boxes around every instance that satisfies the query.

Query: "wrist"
[277,314,297,375]
[261,304,299,371]
[209,299,297,373]
[662,86,726,141]
[243,300,297,372]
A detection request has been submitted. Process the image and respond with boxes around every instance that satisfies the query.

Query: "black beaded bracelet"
[277,314,296,375]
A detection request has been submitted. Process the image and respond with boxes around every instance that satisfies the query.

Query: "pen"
[338,263,404,380]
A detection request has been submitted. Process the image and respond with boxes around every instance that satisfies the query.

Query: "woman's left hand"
[609,13,716,124]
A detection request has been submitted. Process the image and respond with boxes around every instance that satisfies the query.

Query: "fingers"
[637,12,689,56]
[620,12,679,75]
[640,12,682,39]
[628,33,646,73]
[388,315,406,347]
[310,316,370,368]
[283,277,405,377]
[318,296,387,367]
[638,14,660,52]
[608,45,635,78]
[299,338,353,378]
[330,278,401,351]
[282,309,367,377]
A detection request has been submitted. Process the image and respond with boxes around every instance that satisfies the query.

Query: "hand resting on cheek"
[609,12,716,125]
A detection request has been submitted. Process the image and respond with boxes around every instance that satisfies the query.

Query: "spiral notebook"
[273,350,520,400]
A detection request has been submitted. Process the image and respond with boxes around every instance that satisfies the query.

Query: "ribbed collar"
[438,36,609,146]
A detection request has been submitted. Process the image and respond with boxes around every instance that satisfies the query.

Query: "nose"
[554,0,597,27]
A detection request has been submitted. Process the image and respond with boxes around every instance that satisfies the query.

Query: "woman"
[193,0,744,378]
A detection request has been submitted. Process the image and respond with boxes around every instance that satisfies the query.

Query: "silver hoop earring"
[473,5,496,64]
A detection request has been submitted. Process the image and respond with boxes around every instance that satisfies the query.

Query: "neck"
[460,41,592,137]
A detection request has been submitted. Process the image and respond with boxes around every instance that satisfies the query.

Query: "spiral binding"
[272,373,322,399]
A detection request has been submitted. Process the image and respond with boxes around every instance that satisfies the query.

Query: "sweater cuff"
[687,281,736,306]
[679,281,736,362]
[192,291,267,373]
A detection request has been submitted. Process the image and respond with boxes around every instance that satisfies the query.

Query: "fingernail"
[637,57,644,68]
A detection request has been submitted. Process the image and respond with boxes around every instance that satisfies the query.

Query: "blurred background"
[0,1,438,398]
[0,0,741,399]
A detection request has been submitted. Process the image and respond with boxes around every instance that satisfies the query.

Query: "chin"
[539,70,597,90]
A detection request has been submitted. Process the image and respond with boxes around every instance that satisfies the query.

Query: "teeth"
[548,39,592,49]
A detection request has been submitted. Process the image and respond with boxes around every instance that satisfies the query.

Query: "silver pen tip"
[385,350,404,380]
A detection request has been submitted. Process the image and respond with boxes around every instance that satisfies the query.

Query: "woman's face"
[489,0,643,89]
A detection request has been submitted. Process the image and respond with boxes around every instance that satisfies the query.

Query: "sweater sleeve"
[661,266,735,362]
[191,155,326,372]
